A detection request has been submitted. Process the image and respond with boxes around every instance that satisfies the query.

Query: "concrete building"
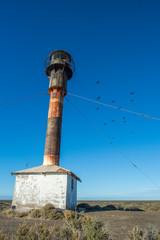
[12,50,81,211]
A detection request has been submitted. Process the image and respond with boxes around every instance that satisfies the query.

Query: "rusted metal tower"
[43,50,74,166]
[12,50,80,211]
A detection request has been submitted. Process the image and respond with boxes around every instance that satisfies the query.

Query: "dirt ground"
[0,215,62,238]
[87,210,160,240]
[0,211,160,239]
[0,200,160,240]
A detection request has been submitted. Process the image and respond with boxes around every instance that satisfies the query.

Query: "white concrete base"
[12,173,77,211]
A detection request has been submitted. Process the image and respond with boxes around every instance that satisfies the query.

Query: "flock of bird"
[95,80,135,141]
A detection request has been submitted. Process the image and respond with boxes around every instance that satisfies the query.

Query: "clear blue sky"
[0,0,160,200]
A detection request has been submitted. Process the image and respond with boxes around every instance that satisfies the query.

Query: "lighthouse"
[43,50,73,166]
[11,50,81,211]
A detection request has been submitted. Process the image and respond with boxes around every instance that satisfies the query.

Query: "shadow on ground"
[77,203,144,212]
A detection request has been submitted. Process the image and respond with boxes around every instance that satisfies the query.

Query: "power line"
[0,92,48,106]
[26,117,47,168]
[65,97,160,190]
[1,90,160,121]
[66,91,160,121]
[1,88,159,188]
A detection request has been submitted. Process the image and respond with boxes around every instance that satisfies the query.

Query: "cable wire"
[1,89,160,121]
[0,92,48,106]
[65,91,160,121]
[65,97,160,190]
[1,88,159,188]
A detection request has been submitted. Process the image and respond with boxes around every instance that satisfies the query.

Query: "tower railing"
[44,52,75,73]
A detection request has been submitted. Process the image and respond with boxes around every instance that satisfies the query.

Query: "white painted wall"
[66,174,77,210]
[12,173,68,211]
[12,173,77,211]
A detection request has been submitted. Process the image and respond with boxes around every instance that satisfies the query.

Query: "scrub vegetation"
[77,201,160,212]
[0,210,110,240]
[0,201,160,239]
[1,200,160,214]
[1,220,160,240]
[129,226,160,240]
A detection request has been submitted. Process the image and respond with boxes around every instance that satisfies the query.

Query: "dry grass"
[0,214,110,240]
[0,205,160,239]
[77,201,160,212]
[63,210,77,220]
[1,204,71,221]
[0,230,9,240]
[129,225,160,239]
[1,200,160,239]
[0,201,11,212]
[1,209,28,218]
[27,209,41,218]
[1,200,160,213]
[1,222,160,240]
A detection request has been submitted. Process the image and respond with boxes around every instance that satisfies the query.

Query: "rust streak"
[43,154,59,166]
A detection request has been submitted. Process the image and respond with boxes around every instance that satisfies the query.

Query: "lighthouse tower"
[43,50,73,166]
[11,50,81,211]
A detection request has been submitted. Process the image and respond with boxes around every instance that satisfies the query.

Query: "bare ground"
[0,200,160,239]
[0,215,62,238]
[87,210,160,240]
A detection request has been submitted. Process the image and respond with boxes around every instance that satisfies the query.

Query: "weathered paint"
[43,89,64,166]
[12,173,77,211]
[11,165,81,182]
[45,50,74,79]
[66,174,77,210]
[11,50,80,211]
[43,50,74,166]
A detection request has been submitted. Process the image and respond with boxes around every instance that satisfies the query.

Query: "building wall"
[12,173,68,211]
[66,174,77,210]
